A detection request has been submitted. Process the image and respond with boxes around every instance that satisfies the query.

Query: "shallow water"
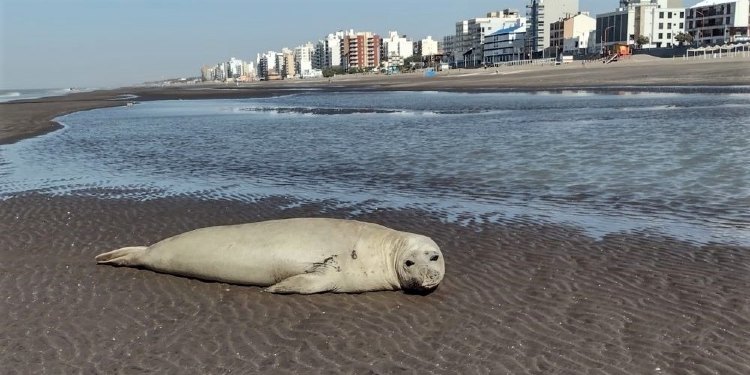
[1,91,749,244]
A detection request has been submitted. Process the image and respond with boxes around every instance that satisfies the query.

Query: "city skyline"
[1,0,702,89]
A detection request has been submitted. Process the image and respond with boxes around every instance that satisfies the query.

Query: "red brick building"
[341,32,382,70]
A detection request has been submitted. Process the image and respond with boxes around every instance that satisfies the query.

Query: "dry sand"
[2,56,750,374]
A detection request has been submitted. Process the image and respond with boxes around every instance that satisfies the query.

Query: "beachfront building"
[228,57,246,80]
[444,9,526,67]
[200,58,255,82]
[483,21,528,63]
[596,0,685,52]
[315,30,354,69]
[550,12,596,55]
[341,31,382,71]
[526,0,580,58]
[294,42,323,78]
[646,6,687,47]
[416,36,440,57]
[257,57,269,81]
[257,51,281,80]
[383,31,414,67]
[236,60,256,82]
[687,0,750,45]
[278,49,295,79]
[201,65,216,81]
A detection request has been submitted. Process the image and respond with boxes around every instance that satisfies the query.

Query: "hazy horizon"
[1,0,701,89]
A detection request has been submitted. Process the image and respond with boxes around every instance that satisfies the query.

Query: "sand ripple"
[2,194,749,374]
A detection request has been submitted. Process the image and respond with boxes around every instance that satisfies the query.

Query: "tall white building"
[417,36,440,56]
[228,57,246,78]
[383,31,414,64]
[256,51,280,80]
[687,0,750,45]
[315,30,355,68]
[596,0,686,50]
[257,51,278,73]
[201,65,216,81]
[645,7,687,47]
[444,9,526,66]
[526,0,580,56]
[294,42,316,77]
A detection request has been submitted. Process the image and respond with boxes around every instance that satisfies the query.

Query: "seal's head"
[395,234,445,294]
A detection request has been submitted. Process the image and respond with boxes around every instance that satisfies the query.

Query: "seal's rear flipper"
[265,273,334,294]
[95,246,148,266]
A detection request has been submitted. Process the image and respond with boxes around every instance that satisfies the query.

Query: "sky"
[1,0,701,89]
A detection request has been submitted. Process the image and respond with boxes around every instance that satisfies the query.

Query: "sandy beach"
[2,57,750,374]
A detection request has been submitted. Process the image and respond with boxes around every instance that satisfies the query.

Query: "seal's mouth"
[403,282,439,295]
[402,274,441,295]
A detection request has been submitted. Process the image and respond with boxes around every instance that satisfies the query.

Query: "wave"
[0,91,21,98]
[240,106,399,115]
[237,106,506,116]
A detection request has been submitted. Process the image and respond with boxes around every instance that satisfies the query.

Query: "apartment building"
[550,12,596,54]
[687,0,750,45]
[315,30,354,69]
[444,9,526,67]
[416,36,440,56]
[526,0,580,56]
[294,42,316,77]
[341,32,381,70]
[383,31,414,64]
[596,0,685,51]
[484,22,528,62]
[648,7,687,47]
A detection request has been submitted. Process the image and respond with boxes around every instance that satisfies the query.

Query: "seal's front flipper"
[265,273,334,294]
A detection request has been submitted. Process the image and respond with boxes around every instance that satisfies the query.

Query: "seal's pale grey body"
[95,218,444,294]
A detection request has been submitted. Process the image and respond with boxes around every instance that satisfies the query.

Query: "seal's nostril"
[430,255,439,261]
[405,260,414,267]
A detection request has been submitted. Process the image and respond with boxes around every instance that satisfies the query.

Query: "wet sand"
[2,56,750,373]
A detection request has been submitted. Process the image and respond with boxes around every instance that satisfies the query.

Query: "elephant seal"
[95,218,445,294]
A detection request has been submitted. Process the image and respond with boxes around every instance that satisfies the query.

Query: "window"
[668,23,672,29]
[668,12,673,19]
[679,23,684,29]
[659,12,664,18]
[659,23,664,29]
[680,11,684,18]
[658,33,663,39]
[727,17,731,24]
[689,21,693,28]
[667,33,672,39]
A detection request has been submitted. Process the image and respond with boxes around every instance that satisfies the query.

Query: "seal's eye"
[430,255,439,261]
[405,260,414,267]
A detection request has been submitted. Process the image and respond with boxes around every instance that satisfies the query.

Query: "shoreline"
[2,55,749,145]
